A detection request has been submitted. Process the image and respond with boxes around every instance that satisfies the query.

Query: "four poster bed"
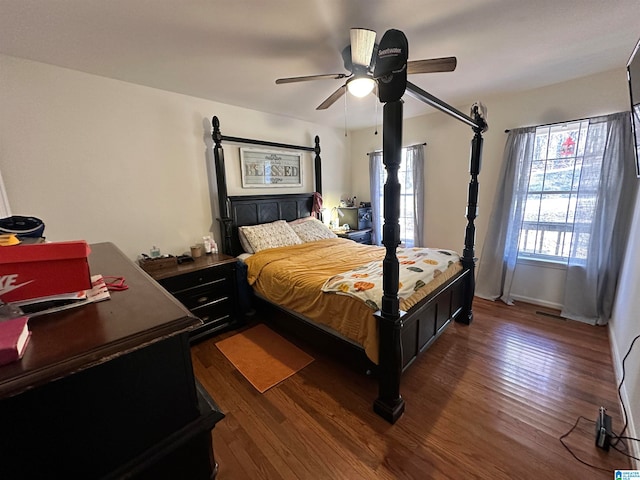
[211,83,486,424]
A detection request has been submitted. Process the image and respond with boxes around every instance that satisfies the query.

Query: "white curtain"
[475,127,536,304]
[369,151,383,245]
[405,144,425,247]
[368,145,425,247]
[561,112,638,324]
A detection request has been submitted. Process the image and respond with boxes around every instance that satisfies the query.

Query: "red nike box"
[0,241,92,303]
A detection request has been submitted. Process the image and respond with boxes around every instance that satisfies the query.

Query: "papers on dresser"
[12,274,110,317]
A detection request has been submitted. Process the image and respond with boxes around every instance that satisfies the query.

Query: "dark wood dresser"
[148,253,241,342]
[0,242,224,479]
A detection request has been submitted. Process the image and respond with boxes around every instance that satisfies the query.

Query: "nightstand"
[148,253,241,342]
[336,228,373,245]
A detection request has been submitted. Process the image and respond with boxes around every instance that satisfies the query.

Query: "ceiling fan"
[275,28,457,110]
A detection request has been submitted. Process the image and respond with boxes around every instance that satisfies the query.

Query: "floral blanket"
[321,247,459,310]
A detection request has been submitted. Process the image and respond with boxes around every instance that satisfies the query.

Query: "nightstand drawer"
[336,228,372,245]
[192,299,233,325]
[171,279,231,310]
[158,263,233,293]
[349,230,372,244]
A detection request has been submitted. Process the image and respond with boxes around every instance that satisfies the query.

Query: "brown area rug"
[215,324,314,393]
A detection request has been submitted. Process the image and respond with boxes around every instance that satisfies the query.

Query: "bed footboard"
[374,268,469,423]
[399,269,468,369]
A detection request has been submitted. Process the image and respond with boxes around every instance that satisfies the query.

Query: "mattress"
[244,238,462,364]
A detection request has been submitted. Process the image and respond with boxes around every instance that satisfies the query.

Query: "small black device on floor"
[595,406,612,451]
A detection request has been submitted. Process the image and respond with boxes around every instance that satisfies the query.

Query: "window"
[518,120,606,262]
[375,147,416,247]
[0,168,11,218]
[476,111,634,318]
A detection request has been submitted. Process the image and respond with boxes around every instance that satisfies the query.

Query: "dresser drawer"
[158,263,234,294]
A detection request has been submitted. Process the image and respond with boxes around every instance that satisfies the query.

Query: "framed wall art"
[240,148,302,188]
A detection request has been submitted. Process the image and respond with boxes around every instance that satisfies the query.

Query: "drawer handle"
[200,314,230,324]
[196,296,210,304]
[197,276,225,285]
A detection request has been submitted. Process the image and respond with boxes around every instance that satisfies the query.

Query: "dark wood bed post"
[404,83,486,326]
[314,135,322,196]
[373,100,406,424]
[460,110,484,324]
[212,116,233,254]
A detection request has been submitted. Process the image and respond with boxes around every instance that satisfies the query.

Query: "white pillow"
[291,217,337,242]
[288,215,315,225]
[239,220,302,252]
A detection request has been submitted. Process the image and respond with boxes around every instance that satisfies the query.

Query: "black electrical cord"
[611,333,640,448]
[611,440,640,461]
[559,333,640,469]
[559,416,611,472]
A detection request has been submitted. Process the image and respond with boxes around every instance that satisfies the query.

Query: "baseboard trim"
[608,324,639,469]
[509,294,563,312]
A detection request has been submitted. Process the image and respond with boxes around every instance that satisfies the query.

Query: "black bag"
[0,216,45,238]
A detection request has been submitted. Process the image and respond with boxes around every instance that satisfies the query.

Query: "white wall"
[610,193,640,466]
[0,54,350,260]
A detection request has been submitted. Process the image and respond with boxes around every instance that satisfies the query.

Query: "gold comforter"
[245,238,462,364]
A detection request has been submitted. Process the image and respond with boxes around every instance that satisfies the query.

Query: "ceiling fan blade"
[276,73,348,84]
[407,57,457,75]
[316,85,347,110]
[350,28,376,68]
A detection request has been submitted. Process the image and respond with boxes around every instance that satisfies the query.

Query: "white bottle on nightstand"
[203,236,212,254]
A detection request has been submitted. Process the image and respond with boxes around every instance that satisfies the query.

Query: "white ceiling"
[1,0,639,130]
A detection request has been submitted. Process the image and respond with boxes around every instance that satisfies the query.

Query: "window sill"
[516,256,568,270]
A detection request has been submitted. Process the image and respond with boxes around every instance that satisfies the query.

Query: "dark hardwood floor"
[192,298,632,479]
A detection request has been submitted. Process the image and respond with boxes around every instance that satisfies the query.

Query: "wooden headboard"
[224,193,315,256]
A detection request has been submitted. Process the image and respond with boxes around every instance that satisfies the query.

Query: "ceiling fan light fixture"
[350,28,376,67]
[346,76,375,97]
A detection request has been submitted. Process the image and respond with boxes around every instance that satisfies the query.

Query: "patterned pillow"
[291,218,337,242]
[239,220,302,252]
[237,228,255,254]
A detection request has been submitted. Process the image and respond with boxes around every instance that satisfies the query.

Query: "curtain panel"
[475,127,537,304]
[369,151,383,246]
[368,145,425,247]
[405,144,425,247]
[561,112,638,324]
